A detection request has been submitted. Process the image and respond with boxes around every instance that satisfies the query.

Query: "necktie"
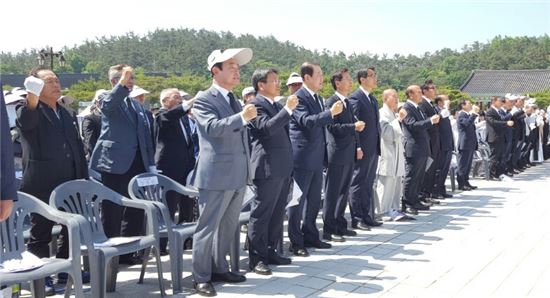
[418,107,426,120]
[272,101,280,112]
[126,98,138,122]
[314,94,324,111]
[227,92,241,114]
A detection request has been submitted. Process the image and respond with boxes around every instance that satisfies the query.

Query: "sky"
[1,0,549,56]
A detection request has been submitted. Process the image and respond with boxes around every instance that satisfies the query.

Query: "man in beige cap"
[191,48,256,296]
[241,86,255,104]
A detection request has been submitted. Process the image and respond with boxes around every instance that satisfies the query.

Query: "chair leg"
[83,255,90,272]
[30,279,46,298]
[229,225,240,272]
[170,235,182,293]
[152,246,166,297]
[138,247,151,284]
[106,256,119,292]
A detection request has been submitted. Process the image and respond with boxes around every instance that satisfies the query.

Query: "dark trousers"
[160,192,196,251]
[28,214,69,259]
[422,147,440,196]
[323,162,353,235]
[434,150,452,195]
[101,151,146,238]
[503,138,514,173]
[349,153,378,224]
[248,177,290,265]
[403,156,428,207]
[287,168,323,248]
[488,141,505,178]
[457,149,475,187]
[513,140,524,169]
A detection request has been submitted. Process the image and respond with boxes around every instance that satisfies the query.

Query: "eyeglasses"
[428,86,436,90]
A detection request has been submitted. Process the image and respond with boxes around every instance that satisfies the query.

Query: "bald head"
[383,89,398,111]
[406,85,422,104]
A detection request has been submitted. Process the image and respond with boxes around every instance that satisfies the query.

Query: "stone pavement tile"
[279,284,319,297]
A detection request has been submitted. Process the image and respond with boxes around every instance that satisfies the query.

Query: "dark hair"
[405,86,416,99]
[458,99,468,110]
[300,62,320,79]
[210,62,223,77]
[356,67,375,84]
[434,95,445,105]
[29,66,51,78]
[490,96,500,103]
[421,79,434,93]
[330,68,349,90]
[252,68,278,93]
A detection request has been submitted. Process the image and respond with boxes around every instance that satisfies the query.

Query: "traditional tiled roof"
[460,69,550,97]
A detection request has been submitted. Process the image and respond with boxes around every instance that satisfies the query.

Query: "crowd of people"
[1,47,550,297]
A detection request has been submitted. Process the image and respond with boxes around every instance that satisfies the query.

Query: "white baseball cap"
[286,72,303,86]
[207,48,253,71]
[93,89,108,102]
[130,85,150,98]
[241,86,255,98]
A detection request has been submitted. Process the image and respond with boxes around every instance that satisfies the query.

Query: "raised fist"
[355,120,365,132]
[24,76,44,96]
[398,108,408,121]
[286,95,298,111]
[331,101,343,116]
[242,104,258,121]
[507,120,514,127]
[431,114,440,124]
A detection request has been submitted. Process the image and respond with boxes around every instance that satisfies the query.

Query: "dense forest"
[1,29,549,107]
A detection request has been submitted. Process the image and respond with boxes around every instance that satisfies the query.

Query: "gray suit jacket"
[90,84,155,174]
[190,86,251,191]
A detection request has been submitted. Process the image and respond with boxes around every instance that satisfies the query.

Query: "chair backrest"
[128,173,199,227]
[1,192,53,262]
[49,179,126,243]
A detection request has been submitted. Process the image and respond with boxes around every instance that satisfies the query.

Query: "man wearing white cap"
[286,72,303,95]
[130,85,154,142]
[190,48,256,296]
[241,86,255,104]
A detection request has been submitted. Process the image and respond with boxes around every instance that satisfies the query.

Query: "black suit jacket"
[16,101,88,200]
[325,95,358,166]
[401,101,434,158]
[439,115,454,152]
[348,89,381,156]
[154,105,195,184]
[81,111,102,161]
[248,95,293,180]
[1,85,17,201]
[457,111,478,151]
[485,107,508,144]
[419,97,441,157]
[512,109,526,141]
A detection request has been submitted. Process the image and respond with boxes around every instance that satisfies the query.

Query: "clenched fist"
[330,101,343,117]
[398,108,408,122]
[355,120,365,132]
[431,114,440,124]
[119,66,134,87]
[242,104,258,121]
[286,95,298,111]
[472,105,480,114]
[507,120,514,127]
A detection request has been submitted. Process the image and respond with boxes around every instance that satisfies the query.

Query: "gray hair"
[159,88,179,105]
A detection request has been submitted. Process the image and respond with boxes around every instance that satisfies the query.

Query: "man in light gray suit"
[190,48,257,297]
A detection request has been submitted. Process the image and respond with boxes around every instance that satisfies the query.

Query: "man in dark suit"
[1,82,17,222]
[433,95,454,199]
[418,80,441,205]
[154,88,195,254]
[16,68,88,293]
[485,97,514,180]
[246,68,297,275]
[348,67,382,230]
[89,64,156,264]
[323,68,363,242]
[288,62,343,257]
[81,90,105,162]
[190,48,256,296]
[456,100,479,190]
[510,97,527,171]
[401,85,440,215]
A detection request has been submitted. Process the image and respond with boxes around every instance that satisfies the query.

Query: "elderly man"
[456,99,479,190]
[190,48,256,296]
[241,86,255,104]
[401,85,440,214]
[375,89,406,220]
[154,88,196,254]
[17,68,89,293]
[90,65,157,264]
[286,72,303,95]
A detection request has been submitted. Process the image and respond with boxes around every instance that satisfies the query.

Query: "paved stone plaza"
[37,161,550,297]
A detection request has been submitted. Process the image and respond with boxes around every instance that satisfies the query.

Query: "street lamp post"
[37,47,66,69]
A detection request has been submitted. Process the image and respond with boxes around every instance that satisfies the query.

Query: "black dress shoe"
[268,253,292,265]
[323,233,345,242]
[305,240,332,249]
[352,222,371,231]
[466,184,478,189]
[411,202,430,211]
[402,206,419,215]
[425,197,440,205]
[195,282,216,297]
[458,185,473,191]
[289,245,310,257]
[250,261,272,275]
[365,218,383,227]
[340,229,357,236]
[442,193,453,198]
[211,272,246,283]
